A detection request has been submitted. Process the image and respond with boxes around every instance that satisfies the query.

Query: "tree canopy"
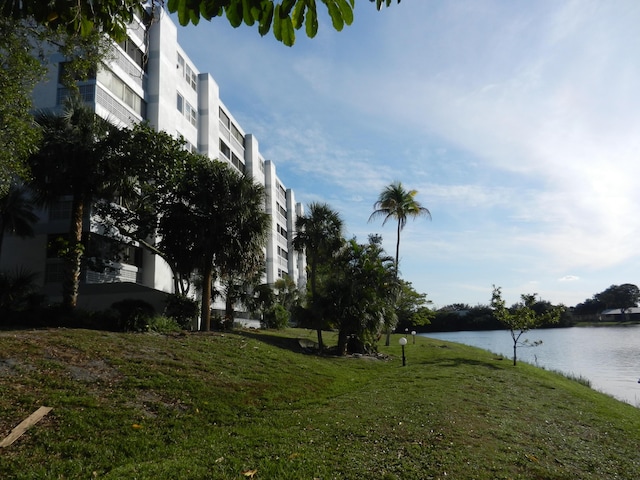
[594,284,640,311]
[1,1,400,46]
[369,181,431,273]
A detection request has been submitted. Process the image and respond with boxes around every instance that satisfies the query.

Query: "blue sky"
[174,1,640,308]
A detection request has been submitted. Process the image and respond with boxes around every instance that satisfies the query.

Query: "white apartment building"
[1,7,306,321]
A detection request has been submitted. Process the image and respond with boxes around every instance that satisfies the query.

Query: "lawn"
[1,327,638,479]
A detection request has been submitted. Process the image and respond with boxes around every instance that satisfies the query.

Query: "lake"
[421,325,640,407]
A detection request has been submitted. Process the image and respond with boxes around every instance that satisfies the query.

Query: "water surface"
[422,326,640,406]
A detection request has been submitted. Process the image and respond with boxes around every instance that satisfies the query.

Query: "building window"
[277,246,288,260]
[185,64,197,91]
[231,123,244,146]
[96,67,144,116]
[177,93,184,113]
[177,53,185,76]
[219,139,230,159]
[277,202,287,218]
[118,37,145,70]
[219,108,230,129]
[231,152,245,172]
[49,199,72,221]
[185,101,197,126]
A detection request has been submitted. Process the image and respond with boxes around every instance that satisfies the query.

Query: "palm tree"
[368,181,431,274]
[160,156,269,331]
[0,181,38,260]
[326,235,400,355]
[28,95,122,310]
[293,202,344,350]
[369,182,431,345]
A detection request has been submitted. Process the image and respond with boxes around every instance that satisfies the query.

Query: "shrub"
[148,315,182,334]
[164,294,198,330]
[0,268,44,323]
[261,304,290,329]
[111,299,155,332]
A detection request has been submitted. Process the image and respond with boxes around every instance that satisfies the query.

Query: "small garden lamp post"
[411,330,416,344]
[399,337,408,366]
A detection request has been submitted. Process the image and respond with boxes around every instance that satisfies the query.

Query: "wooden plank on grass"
[0,406,52,448]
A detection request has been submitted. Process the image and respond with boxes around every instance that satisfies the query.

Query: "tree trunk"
[337,329,348,356]
[224,291,234,330]
[0,218,5,260]
[200,262,213,331]
[513,343,517,366]
[310,258,324,351]
[384,219,402,347]
[395,219,401,272]
[62,197,84,311]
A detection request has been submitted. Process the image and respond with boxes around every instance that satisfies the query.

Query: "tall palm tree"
[292,202,344,350]
[368,181,431,274]
[0,181,38,260]
[28,95,122,310]
[369,182,431,345]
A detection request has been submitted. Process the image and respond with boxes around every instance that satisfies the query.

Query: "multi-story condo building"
[1,7,306,325]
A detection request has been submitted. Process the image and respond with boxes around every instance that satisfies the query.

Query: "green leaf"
[176,0,190,26]
[199,1,223,20]
[336,0,353,26]
[242,0,255,25]
[325,0,344,31]
[189,6,201,25]
[291,0,306,29]
[273,4,282,41]
[226,0,243,27]
[281,15,295,46]
[79,16,95,37]
[280,0,296,15]
[257,1,274,36]
[305,2,318,38]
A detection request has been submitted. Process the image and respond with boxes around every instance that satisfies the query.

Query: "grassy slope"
[0,328,639,480]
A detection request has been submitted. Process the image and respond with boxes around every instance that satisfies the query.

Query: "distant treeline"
[414,304,578,333]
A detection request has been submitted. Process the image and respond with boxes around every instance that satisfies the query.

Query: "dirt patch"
[67,360,119,383]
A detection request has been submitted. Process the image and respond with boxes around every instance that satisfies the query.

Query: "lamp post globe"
[411,331,416,344]
[399,337,408,366]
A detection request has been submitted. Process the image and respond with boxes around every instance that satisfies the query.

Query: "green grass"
[1,327,639,479]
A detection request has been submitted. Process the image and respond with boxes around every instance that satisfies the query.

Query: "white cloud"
[558,275,580,282]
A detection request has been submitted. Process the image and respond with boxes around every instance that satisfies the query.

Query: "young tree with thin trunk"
[491,286,564,366]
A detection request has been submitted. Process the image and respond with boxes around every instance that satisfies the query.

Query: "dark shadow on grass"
[416,354,504,370]
[236,329,312,355]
